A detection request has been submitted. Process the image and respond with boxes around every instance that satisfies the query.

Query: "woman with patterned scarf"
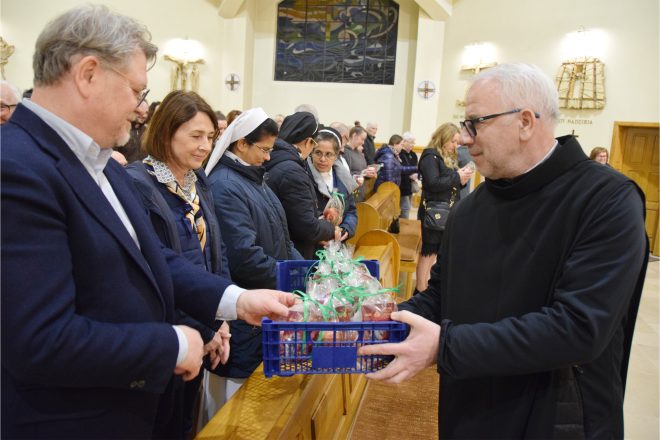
[126,90,231,439]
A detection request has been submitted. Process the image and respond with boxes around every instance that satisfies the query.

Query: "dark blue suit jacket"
[1,105,232,438]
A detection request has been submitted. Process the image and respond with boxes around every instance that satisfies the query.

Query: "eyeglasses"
[460,108,540,138]
[312,150,337,160]
[104,65,150,108]
[0,103,17,113]
[251,143,274,155]
[309,138,318,149]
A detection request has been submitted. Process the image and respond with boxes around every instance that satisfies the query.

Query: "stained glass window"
[275,0,399,85]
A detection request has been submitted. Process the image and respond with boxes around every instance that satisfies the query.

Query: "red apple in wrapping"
[362,294,398,341]
[280,301,322,356]
[323,207,340,226]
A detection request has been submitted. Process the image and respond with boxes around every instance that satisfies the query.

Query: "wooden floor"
[349,367,438,440]
[624,259,659,439]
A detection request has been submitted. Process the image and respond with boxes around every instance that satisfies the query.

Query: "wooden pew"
[354,230,400,289]
[196,367,368,439]
[349,182,421,299]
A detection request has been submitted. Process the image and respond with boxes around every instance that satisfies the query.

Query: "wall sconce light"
[163,38,205,92]
[561,27,606,61]
[460,42,497,73]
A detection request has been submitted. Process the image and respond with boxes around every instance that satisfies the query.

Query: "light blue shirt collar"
[21,98,112,176]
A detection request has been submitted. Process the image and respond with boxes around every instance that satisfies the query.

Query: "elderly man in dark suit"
[0,5,293,439]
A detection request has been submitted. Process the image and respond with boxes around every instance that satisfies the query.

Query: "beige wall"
[0,0,421,142]
[437,0,660,152]
[251,0,419,141]
[2,0,658,152]
[0,0,226,111]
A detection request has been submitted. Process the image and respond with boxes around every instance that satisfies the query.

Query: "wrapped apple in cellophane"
[320,293,357,342]
[280,297,326,357]
[361,292,398,341]
[284,241,399,350]
[322,190,345,227]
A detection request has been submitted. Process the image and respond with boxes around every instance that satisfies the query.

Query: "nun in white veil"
[199,108,302,425]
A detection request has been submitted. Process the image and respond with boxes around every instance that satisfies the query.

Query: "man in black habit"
[360,63,649,439]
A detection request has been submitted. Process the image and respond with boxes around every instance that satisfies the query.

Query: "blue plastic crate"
[264,259,404,377]
[262,319,408,377]
[275,259,380,292]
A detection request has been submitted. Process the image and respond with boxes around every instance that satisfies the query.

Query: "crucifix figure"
[225,74,240,92]
[0,37,15,80]
[164,54,204,92]
[461,61,497,74]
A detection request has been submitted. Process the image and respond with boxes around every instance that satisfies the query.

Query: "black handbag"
[423,189,457,231]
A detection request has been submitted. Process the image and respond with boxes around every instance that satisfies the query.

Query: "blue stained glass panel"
[275,0,399,85]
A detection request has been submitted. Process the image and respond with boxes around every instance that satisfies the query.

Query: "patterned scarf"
[144,156,207,251]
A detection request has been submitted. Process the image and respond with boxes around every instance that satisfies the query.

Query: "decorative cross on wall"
[225,73,241,92]
[417,80,436,100]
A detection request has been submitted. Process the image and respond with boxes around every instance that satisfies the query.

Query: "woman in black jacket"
[416,123,473,292]
[264,112,340,258]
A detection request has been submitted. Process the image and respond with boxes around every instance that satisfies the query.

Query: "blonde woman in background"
[415,123,473,293]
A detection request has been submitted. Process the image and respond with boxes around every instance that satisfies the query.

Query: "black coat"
[418,148,462,246]
[418,148,461,203]
[401,136,649,439]
[264,139,335,259]
[363,134,376,165]
[399,149,418,196]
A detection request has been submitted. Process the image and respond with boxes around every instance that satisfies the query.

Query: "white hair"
[402,131,415,141]
[366,121,378,129]
[293,104,319,123]
[0,80,22,102]
[471,63,560,125]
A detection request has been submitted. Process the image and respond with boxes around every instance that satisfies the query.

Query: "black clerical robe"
[401,135,649,439]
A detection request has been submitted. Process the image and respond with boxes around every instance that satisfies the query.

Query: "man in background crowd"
[363,120,378,164]
[0,80,21,125]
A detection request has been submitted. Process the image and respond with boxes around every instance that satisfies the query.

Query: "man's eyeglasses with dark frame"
[460,108,540,138]
[104,64,150,108]
[1,103,17,113]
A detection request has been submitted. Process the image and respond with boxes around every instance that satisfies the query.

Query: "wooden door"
[611,122,660,255]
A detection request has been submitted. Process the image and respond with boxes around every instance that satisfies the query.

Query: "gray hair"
[471,63,559,125]
[294,104,319,122]
[33,4,158,86]
[0,80,22,103]
[402,131,415,142]
[366,121,378,129]
[329,121,349,137]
